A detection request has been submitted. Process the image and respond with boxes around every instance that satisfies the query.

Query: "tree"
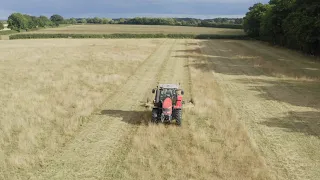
[282,0,320,54]
[166,18,176,25]
[38,16,51,27]
[80,19,87,24]
[24,14,39,29]
[234,18,243,24]
[186,19,198,26]
[119,18,126,24]
[50,14,64,26]
[243,3,270,37]
[244,0,320,55]
[102,18,111,24]
[92,17,102,24]
[7,13,29,31]
[86,18,93,23]
[265,0,295,45]
[259,7,274,42]
[0,22,4,30]
[70,18,77,24]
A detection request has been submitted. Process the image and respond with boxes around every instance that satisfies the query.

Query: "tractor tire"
[152,109,158,124]
[175,109,182,126]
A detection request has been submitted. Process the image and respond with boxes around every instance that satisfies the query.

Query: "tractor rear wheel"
[175,109,182,126]
[152,109,158,124]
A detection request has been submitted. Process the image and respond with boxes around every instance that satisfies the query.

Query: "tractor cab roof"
[159,84,180,89]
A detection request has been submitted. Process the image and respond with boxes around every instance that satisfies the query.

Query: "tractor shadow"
[99,109,181,127]
[99,109,151,126]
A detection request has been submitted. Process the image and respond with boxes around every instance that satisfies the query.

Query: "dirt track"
[1,39,320,180]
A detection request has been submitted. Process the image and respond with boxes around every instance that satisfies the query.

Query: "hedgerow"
[9,33,248,40]
[0,30,18,35]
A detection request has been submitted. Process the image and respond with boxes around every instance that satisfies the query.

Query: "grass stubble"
[2,38,319,180]
[0,39,163,179]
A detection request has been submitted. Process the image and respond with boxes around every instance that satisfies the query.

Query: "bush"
[195,34,249,39]
[9,33,248,40]
[199,23,243,29]
[0,22,4,30]
[104,34,167,38]
[166,34,196,38]
[0,30,18,35]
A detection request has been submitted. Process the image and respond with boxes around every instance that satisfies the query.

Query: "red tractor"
[151,84,184,125]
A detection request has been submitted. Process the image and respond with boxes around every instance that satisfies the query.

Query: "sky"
[0,0,269,20]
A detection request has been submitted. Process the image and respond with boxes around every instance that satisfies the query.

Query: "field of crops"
[22,24,245,35]
[1,38,319,180]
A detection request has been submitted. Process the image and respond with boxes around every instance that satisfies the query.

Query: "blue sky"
[0,0,269,19]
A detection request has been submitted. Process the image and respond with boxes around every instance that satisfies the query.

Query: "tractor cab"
[152,84,184,104]
[159,88,176,102]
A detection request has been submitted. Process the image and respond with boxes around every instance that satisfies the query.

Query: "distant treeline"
[243,0,320,55]
[0,22,4,30]
[122,17,243,29]
[5,13,244,32]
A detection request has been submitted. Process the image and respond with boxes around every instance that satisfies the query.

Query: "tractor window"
[159,89,177,101]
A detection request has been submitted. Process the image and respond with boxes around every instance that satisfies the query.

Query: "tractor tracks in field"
[102,39,193,179]
[102,39,180,178]
[30,39,180,180]
[204,40,291,179]
[204,40,320,180]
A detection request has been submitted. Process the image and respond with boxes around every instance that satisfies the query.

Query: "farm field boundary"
[9,33,249,40]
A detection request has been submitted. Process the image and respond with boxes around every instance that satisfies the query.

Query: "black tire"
[175,109,182,126]
[152,109,158,124]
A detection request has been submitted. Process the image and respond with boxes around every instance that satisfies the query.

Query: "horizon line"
[0,12,245,20]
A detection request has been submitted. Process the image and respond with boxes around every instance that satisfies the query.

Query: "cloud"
[0,9,14,20]
[0,0,269,19]
[78,13,245,19]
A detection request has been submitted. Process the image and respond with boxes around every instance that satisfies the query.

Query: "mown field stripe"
[102,39,178,179]
[30,40,177,180]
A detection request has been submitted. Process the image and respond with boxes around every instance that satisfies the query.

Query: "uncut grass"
[115,49,270,180]
[23,24,245,35]
[0,39,163,178]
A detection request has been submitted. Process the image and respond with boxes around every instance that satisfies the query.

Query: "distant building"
[1,24,9,31]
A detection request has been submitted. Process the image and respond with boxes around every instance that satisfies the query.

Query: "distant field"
[23,24,245,35]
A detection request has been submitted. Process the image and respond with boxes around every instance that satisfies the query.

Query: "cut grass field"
[0,38,319,180]
[0,39,163,178]
[22,24,245,35]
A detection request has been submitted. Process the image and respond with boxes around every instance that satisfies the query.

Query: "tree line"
[120,17,243,29]
[0,22,4,30]
[66,17,244,29]
[243,0,320,55]
[6,13,244,32]
[7,13,72,31]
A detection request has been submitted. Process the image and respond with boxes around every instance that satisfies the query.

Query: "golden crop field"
[0,38,319,180]
[23,24,245,35]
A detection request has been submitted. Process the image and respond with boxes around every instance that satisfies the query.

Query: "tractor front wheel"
[175,109,182,126]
